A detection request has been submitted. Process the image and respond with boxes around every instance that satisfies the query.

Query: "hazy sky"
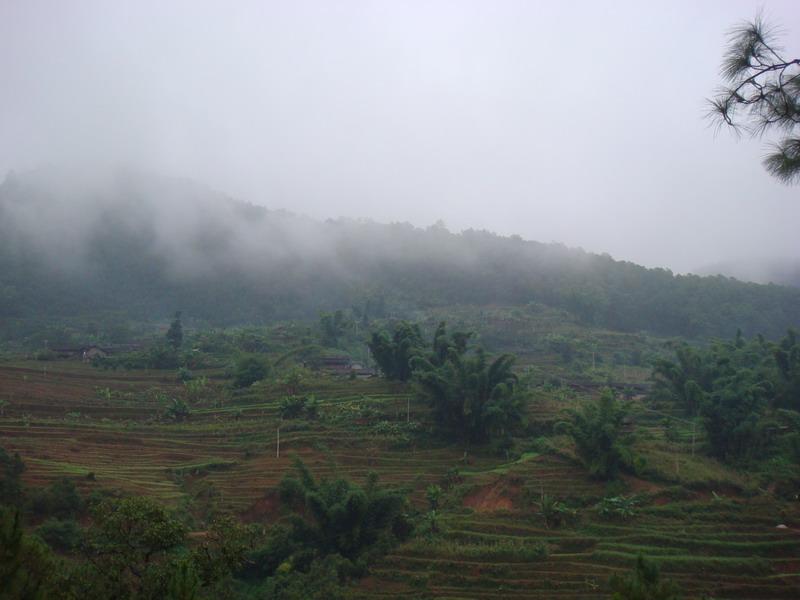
[1,0,798,273]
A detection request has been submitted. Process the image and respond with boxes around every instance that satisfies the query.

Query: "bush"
[234,355,270,388]
[280,395,318,420]
[28,478,83,519]
[0,447,25,507]
[177,367,194,382]
[556,388,637,480]
[165,398,191,422]
[36,518,83,552]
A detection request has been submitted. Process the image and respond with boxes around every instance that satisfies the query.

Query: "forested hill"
[1,168,799,340]
[693,257,800,289]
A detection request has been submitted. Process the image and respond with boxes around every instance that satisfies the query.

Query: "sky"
[0,0,798,273]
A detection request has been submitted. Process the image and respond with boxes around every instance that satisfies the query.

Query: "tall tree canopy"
[367,321,424,381]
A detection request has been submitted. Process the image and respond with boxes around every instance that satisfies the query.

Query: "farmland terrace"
[1,360,798,599]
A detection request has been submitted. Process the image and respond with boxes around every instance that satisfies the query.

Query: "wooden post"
[276,425,281,458]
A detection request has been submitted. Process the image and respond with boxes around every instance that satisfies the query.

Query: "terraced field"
[1,360,798,599]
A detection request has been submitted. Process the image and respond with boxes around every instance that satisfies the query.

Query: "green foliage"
[368,321,424,381]
[165,398,191,422]
[54,498,252,600]
[538,494,577,529]
[547,334,575,364]
[47,477,83,519]
[279,366,311,396]
[148,344,182,370]
[35,518,83,552]
[558,388,636,480]
[651,331,800,463]
[280,395,318,420]
[609,555,682,600]
[652,346,710,416]
[0,446,25,507]
[708,16,800,184]
[277,459,409,563]
[166,311,183,350]
[774,329,800,409]
[163,559,200,600]
[701,370,769,462]
[59,496,208,600]
[319,310,351,348]
[182,376,208,403]
[413,322,525,445]
[190,516,254,587]
[0,507,58,600]
[596,495,639,521]
[425,484,443,511]
[233,354,270,388]
[257,554,347,600]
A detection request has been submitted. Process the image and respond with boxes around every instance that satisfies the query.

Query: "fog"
[1,0,798,275]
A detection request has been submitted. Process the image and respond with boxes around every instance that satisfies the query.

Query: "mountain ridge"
[1,168,799,340]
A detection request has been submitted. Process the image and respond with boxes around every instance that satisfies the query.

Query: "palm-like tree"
[279,460,406,561]
[413,323,523,445]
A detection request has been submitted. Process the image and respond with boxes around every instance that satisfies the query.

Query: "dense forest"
[1,168,799,344]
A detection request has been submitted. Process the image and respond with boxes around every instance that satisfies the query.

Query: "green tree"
[0,507,58,600]
[412,323,524,445]
[368,321,424,381]
[558,389,636,480]
[233,354,270,388]
[163,560,200,600]
[708,16,800,183]
[165,398,191,422]
[0,447,25,507]
[652,345,711,416]
[43,477,83,519]
[609,555,682,600]
[651,333,779,463]
[277,459,408,563]
[80,496,188,598]
[190,515,254,587]
[774,329,800,410]
[701,369,769,462]
[319,310,350,347]
[166,311,183,350]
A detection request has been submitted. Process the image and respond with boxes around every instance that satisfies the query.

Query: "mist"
[1,0,799,276]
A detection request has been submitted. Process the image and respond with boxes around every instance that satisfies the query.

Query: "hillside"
[1,168,800,344]
[2,313,799,598]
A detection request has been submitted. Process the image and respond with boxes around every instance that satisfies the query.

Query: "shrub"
[234,354,270,388]
[556,388,637,480]
[29,478,83,519]
[280,395,318,420]
[36,518,82,552]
